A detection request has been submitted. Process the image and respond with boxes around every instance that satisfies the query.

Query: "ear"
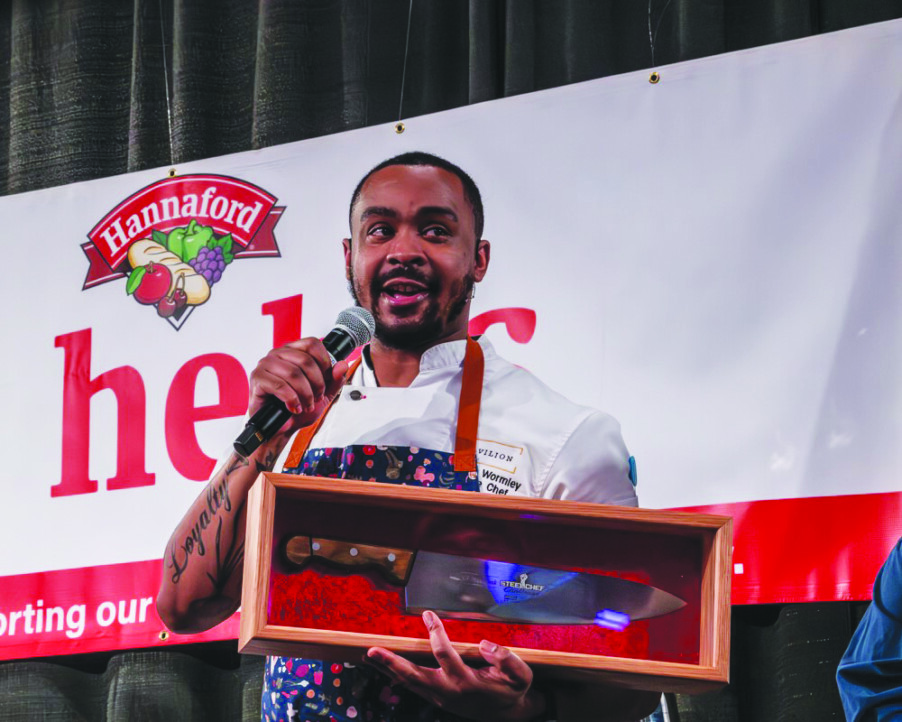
[474,239,490,283]
[342,238,352,280]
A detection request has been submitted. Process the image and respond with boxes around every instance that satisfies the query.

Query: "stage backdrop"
[1,19,900,661]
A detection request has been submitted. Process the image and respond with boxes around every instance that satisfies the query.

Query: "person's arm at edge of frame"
[155,339,348,634]
[836,536,902,720]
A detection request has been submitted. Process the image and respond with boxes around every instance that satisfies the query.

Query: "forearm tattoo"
[166,450,276,585]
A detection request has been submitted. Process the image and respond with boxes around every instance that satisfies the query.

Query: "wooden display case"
[239,474,732,694]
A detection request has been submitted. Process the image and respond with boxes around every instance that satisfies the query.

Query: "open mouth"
[380,279,431,307]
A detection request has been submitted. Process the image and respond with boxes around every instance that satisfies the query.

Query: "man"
[157,152,654,721]
[836,536,902,720]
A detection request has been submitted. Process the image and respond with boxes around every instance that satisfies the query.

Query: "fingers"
[365,647,427,689]
[248,338,336,416]
[369,613,525,690]
[478,639,532,693]
[364,613,467,704]
[327,359,350,398]
[422,610,469,679]
[364,614,540,722]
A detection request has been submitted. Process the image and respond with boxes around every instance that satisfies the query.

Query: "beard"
[348,266,474,351]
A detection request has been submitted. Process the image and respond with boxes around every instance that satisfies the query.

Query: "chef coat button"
[349,390,364,401]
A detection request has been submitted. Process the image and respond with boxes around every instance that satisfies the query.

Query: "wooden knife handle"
[283,536,415,586]
[284,535,313,566]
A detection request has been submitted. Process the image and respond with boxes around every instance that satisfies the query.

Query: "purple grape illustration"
[189,245,228,285]
[160,222,234,295]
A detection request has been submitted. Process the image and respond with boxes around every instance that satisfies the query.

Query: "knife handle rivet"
[387,553,396,562]
[350,547,358,557]
[312,542,321,551]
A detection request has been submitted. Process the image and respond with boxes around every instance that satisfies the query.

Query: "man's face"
[344,164,489,350]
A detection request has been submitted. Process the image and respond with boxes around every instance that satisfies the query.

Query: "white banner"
[1,19,901,658]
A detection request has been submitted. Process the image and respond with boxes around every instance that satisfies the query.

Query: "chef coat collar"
[359,336,495,387]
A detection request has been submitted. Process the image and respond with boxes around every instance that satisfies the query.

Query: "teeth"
[385,283,424,295]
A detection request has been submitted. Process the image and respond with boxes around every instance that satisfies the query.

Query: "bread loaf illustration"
[127,238,210,305]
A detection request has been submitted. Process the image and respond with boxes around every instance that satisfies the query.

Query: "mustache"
[373,266,435,291]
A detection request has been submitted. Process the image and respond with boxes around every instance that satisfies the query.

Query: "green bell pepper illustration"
[166,226,187,260]
[167,220,214,263]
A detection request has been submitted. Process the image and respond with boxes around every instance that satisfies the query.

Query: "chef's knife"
[283,536,686,629]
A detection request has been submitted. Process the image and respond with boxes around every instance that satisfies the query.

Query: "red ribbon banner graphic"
[82,174,283,290]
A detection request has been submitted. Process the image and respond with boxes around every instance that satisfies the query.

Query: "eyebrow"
[417,206,459,223]
[359,206,399,223]
[358,206,459,224]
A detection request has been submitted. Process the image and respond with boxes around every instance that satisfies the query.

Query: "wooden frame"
[239,473,732,694]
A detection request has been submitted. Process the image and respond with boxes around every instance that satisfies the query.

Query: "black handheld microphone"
[233,307,376,458]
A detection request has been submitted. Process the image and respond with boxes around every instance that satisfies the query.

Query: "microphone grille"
[334,306,376,346]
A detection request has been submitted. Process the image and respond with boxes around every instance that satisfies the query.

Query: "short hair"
[348,151,484,240]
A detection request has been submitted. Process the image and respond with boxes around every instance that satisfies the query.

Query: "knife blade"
[282,536,686,628]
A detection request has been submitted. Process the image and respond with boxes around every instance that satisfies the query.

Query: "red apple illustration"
[134,262,171,305]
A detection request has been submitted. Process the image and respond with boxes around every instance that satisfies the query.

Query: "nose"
[385,226,426,265]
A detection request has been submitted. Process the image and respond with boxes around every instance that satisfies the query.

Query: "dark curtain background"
[1,0,900,719]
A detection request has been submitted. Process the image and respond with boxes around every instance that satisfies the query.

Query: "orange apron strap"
[284,340,485,474]
[453,337,485,473]
[283,356,363,470]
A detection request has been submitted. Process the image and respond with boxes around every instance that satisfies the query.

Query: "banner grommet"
[395,122,405,134]
[649,72,661,84]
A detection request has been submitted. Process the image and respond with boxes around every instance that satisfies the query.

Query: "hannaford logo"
[82,174,284,329]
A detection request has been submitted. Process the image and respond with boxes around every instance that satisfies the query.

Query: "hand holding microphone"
[235,307,375,457]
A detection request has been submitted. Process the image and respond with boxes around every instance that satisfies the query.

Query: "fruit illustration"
[173,287,188,309]
[127,262,172,305]
[127,239,210,305]
[191,245,227,284]
[125,219,235,320]
[157,276,189,318]
[157,295,177,317]
[167,219,214,263]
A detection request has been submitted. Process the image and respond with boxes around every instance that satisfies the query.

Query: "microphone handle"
[233,329,358,458]
[233,397,292,458]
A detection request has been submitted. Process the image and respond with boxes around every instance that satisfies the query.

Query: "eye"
[421,225,450,241]
[366,223,394,239]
